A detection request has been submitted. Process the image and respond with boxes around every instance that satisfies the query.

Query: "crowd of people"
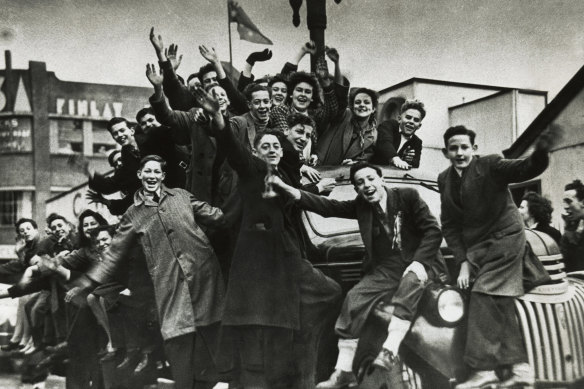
[0,25,580,389]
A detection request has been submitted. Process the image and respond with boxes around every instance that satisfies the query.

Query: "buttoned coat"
[297,186,442,273]
[87,186,226,340]
[438,151,548,296]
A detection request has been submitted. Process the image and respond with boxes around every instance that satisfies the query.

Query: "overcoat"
[218,123,306,330]
[87,186,226,340]
[438,152,548,296]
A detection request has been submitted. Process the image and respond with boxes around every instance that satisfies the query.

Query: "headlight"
[437,289,465,324]
[422,284,466,327]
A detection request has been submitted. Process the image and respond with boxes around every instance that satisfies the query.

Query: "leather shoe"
[117,350,140,370]
[133,352,152,375]
[1,341,24,352]
[454,370,499,389]
[371,349,406,389]
[316,369,357,388]
[45,341,68,355]
[499,363,535,388]
[100,349,119,363]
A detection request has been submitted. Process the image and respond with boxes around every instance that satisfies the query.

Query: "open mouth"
[118,136,128,144]
[273,95,285,102]
[295,141,306,150]
[296,96,308,103]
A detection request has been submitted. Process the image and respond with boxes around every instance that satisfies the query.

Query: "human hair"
[400,99,426,119]
[107,149,121,168]
[253,130,284,149]
[349,162,383,186]
[287,71,323,109]
[139,154,167,172]
[106,117,128,134]
[443,125,477,147]
[286,112,315,130]
[565,179,584,202]
[46,213,69,228]
[198,63,216,83]
[522,192,553,225]
[78,209,108,248]
[244,83,271,102]
[382,96,406,121]
[255,76,270,86]
[187,73,199,84]
[136,107,154,123]
[268,74,288,89]
[89,224,117,241]
[15,218,37,235]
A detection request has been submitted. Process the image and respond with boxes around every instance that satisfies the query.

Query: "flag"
[228,0,273,45]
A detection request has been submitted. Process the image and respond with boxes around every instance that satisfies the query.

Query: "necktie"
[152,193,160,203]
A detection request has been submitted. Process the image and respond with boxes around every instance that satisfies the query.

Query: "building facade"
[0,51,152,260]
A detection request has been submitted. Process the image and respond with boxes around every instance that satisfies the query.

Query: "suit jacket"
[297,186,442,273]
[372,119,422,167]
[438,151,549,296]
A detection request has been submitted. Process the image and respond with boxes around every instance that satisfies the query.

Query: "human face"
[291,82,313,112]
[95,230,113,252]
[202,71,217,87]
[138,113,160,134]
[352,92,375,119]
[254,134,283,167]
[18,222,38,242]
[248,90,271,122]
[188,77,201,93]
[50,218,71,240]
[399,109,423,137]
[518,200,531,224]
[353,167,385,204]
[138,160,166,194]
[443,135,476,170]
[82,216,100,239]
[210,86,229,113]
[285,123,313,152]
[563,189,584,223]
[270,81,288,107]
[109,122,134,146]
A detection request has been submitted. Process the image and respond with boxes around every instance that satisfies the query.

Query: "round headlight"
[437,289,465,324]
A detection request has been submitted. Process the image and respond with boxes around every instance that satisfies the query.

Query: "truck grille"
[515,277,584,384]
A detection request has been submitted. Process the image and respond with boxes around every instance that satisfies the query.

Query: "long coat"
[438,151,548,296]
[218,123,306,330]
[87,186,226,340]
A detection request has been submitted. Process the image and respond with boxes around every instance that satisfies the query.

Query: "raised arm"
[149,27,197,111]
[239,48,272,91]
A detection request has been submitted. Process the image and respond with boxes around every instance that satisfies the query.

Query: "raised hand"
[535,123,563,153]
[149,27,165,57]
[325,46,339,63]
[302,41,317,56]
[193,86,221,115]
[199,45,219,64]
[166,43,183,71]
[146,63,164,87]
[247,48,273,65]
[86,190,110,207]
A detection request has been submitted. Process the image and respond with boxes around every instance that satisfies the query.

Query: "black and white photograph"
[0,0,583,388]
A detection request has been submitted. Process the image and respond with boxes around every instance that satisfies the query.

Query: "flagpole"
[227,0,233,71]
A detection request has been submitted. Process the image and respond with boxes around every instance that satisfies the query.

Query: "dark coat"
[86,186,226,340]
[218,123,306,330]
[296,186,442,273]
[89,144,141,196]
[438,151,549,296]
[0,236,40,284]
[561,219,584,272]
[371,119,422,167]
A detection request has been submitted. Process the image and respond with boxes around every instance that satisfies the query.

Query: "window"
[0,117,32,153]
[50,119,83,154]
[0,191,23,226]
[92,120,117,156]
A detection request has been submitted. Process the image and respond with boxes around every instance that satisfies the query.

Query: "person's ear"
[472,144,478,152]
[442,148,449,159]
[130,127,135,136]
[161,171,166,180]
[252,148,258,157]
[137,170,142,180]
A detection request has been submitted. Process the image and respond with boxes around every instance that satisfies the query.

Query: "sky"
[1,0,583,99]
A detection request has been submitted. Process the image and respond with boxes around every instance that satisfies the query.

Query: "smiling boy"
[438,125,556,389]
